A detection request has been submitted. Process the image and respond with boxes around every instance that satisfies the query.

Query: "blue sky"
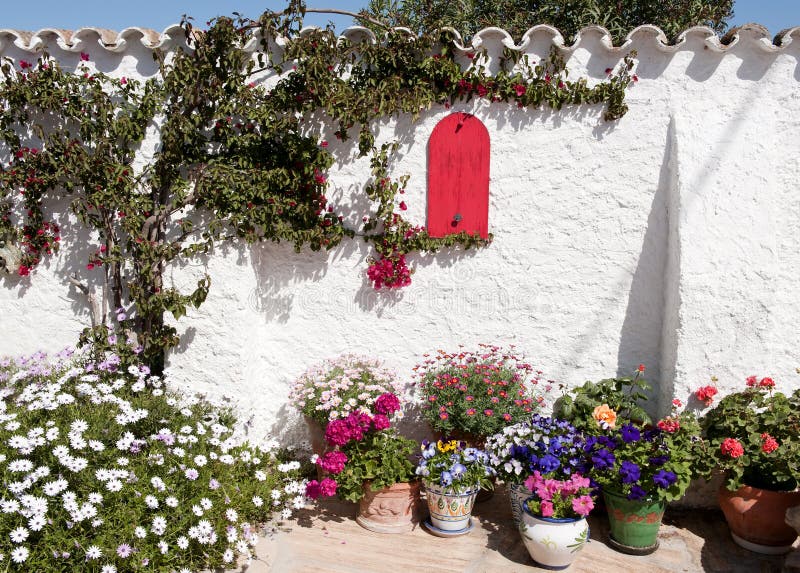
[1,1,798,37]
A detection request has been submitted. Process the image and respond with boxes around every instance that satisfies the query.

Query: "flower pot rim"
[363,479,421,493]
[521,501,585,523]
[602,488,663,504]
[732,483,800,495]
[424,480,480,494]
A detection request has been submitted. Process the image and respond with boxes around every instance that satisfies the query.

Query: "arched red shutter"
[427,113,490,239]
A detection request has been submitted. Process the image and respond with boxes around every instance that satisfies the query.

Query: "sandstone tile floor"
[238,484,798,573]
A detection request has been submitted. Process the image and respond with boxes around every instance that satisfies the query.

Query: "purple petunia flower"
[653,469,677,489]
[591,448,615,470]
[627,485,647,500]
[619,461,641,484]
[620,424,641,443]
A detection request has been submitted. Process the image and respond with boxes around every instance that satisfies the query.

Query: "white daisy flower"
[10,546,28,563]
[85,545,102,559]
[9,527,28,543]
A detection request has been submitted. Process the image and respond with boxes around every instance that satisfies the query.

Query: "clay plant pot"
[304,415,327,456]
[718,484,800,554]
[356,481,423,534]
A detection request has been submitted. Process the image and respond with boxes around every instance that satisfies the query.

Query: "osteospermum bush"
[0,347,306,572]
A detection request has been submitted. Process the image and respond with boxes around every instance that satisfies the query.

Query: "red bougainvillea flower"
[760,433,779,454]
[720,438,744,458]
[672,398,682,408]
[695,385,717,406]
[758,377,775,389]
[398,201,407,211]
[637,364,645,373]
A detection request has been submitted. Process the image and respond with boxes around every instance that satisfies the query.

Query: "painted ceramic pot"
[424,481,479,532]
[718,484,800,554]
[520,502,589,569]
[509,482,533,530]
[602,489,665,555]
[356,481,423,534]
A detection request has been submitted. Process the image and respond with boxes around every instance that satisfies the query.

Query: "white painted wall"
[1,24,799,449]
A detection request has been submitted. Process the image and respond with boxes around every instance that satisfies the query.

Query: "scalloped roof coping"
[0,23,798,55]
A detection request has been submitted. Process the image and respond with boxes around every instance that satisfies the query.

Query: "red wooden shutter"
[427,113,490,239]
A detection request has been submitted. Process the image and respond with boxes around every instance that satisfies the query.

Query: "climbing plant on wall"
[0,0,635,370]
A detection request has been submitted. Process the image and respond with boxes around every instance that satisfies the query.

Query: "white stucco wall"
[1,24,799,447]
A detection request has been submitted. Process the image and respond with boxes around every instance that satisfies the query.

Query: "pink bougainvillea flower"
[514,84,526,97]
[80,52,90,61]
[720,438,744,458]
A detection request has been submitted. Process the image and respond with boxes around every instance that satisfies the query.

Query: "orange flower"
[592,404,617,429]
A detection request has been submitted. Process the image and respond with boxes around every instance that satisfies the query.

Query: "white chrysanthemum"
[193,455,207,467]
[226,509,238,522]
[70,420,88,433]
[88,440,105,452]
[145,495,159,509]
[252,496,263,507]
[9,527,28,543]
[281,508,292,520]
[165,496,179,508]
[134,526,147,539]
[192,505,203,517]
[254,470,266,482]
[158,540,168,554]
[106,480,123,492]
[222,548,234,563]
[8,459,34,473]
[88,492,103,504]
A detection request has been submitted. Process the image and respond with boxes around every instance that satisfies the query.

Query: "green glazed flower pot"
[602,489,665,555]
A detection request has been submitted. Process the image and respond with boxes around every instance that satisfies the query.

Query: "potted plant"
[415,439,495,536]
[520,470,594,569]
[290,355,404,452]
[553,365,652,434]
[415,344,548,444]
[304,392,423,533]
[586,404,699,555]
[486,414,590,528]
[694,376,800,554]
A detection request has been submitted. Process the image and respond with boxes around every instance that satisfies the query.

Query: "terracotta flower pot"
[718,484,800,554]
[304,415,327,456]
[356,481,423,534]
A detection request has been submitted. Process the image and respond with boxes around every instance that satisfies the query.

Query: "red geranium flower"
[720,438,744,458]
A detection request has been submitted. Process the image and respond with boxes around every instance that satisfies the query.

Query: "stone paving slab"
[237,484,797,573]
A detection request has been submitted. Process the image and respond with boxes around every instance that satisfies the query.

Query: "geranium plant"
[694,376,800,492]
[416,440,495,492]
[304,391,417,502]
[586,405,700,502]
[289,355,404,426]
[415,345,547,440]
[553,365,652,434]
[0,346,307,572]
[486,414,590,485]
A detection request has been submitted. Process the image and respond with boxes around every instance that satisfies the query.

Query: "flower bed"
[0,347,306,572]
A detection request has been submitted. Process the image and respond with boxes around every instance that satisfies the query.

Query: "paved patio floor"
[240,484,798,572]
